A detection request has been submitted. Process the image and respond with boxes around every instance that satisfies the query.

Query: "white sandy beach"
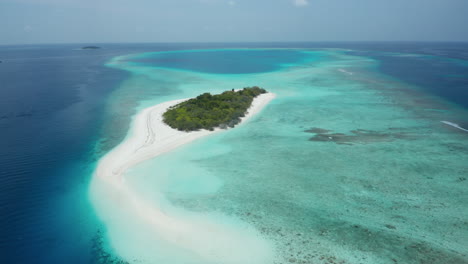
[91,92,276,264]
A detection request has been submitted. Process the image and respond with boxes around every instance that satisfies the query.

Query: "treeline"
[163,86,267,131]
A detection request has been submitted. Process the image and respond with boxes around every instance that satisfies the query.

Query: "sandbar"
[91,92,276,263]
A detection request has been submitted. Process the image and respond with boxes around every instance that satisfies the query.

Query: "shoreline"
[96,92,276,181]
[90,92,276,263]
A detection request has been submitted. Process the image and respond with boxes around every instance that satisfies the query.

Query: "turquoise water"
[93,49,468,263]
[128,49,314,74]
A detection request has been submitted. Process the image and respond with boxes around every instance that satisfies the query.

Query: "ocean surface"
[0,42,467,264]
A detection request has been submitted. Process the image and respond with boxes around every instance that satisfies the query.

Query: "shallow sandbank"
[90,93,276,263]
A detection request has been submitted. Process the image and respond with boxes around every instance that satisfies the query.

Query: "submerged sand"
[90,93,276,264]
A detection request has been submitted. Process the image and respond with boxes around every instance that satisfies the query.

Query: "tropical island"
[92,81,275,264]
[163,86,267,131]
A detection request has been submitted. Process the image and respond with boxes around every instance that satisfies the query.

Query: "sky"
[1,0,468,44]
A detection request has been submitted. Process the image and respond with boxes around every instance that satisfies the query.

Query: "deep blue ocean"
[0,42,467,264]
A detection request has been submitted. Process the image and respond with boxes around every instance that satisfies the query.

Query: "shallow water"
[1,43,467,264]
[92,49,468,263]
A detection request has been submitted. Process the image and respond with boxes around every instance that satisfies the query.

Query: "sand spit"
[441,121,468,133]
[90,93,276,264]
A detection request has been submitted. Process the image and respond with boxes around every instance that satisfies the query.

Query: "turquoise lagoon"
[91,49,468,264]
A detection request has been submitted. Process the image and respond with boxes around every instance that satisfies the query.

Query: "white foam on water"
[441,121,468,132]
[338,68,353,75]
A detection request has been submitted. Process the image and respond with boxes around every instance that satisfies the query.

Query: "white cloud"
[198,0,217,3]
[199,0,236,5]
[293,0,308,6]
[23,25,33,32]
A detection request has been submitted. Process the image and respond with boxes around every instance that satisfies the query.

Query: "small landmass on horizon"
[81,46,101,50]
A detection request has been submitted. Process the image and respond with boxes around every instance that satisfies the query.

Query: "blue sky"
[1,0,467,44]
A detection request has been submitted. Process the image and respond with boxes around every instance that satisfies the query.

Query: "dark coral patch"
[308,128,412,145]
[304,127,332,134]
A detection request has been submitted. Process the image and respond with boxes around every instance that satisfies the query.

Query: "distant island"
[81,46,101,50]
[163,86,267,131]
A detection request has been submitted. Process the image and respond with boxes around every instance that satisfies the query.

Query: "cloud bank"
[293,0,308,6]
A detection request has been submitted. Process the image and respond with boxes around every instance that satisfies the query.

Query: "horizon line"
[2,40,468,47]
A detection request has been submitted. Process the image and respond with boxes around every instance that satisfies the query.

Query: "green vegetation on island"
[163,86,267,131]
